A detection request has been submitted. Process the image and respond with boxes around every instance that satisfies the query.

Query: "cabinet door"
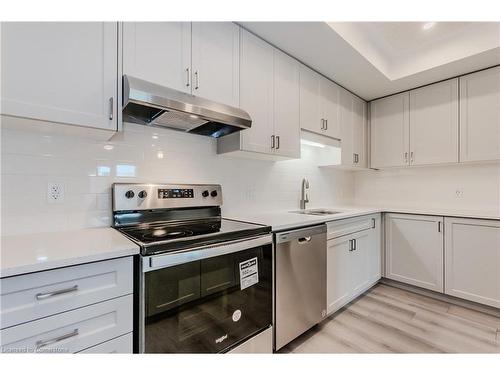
[445,217,500,308]
[370,92,410,168]
[321,78,341,139]
[123,22,191,93]
[273,49,300,158]
[352,97,368,168]
[340,88,354,166]
[299,65,322,134]
[410,78,459,165]
[239,29,274,154]
[460,67,500,162]
[327,237,352,315]
[385,213,444,292]
[191,22,240,107]
[350,230,371,297]
[1,22,118,131]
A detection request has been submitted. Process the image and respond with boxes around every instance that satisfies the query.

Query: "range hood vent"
[122,75,252,138]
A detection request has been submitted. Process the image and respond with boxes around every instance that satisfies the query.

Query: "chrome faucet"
[299,178,309,210]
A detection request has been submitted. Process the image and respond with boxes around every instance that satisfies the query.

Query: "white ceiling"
[240,22,500,100]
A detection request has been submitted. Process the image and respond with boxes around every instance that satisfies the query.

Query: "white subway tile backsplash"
[1,122,355,235]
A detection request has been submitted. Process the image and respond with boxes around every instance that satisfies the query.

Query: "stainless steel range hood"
[122,75,252,138]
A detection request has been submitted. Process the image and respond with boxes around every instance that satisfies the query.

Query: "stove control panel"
[158,188,194,199]
[113,183,222,211]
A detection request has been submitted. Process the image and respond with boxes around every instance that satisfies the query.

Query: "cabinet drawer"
[327,214,377,240]
[0,295,132,353]
[1,257,133,329]
[78,333,133,354]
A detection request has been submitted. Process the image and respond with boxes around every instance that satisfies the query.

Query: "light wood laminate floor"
[279,284,500,353]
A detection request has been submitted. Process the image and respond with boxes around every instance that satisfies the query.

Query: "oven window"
[144,244,272,353]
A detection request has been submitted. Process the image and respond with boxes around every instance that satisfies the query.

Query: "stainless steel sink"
[290,209,343,216]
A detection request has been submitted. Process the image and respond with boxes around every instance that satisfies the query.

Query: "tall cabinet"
[340,88,368,168]
[1,22,119,132]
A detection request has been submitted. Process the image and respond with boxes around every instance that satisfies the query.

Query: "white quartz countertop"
[0,227,140,278]
[227,206,500,231]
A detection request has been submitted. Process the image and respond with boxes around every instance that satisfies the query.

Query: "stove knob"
[138,190,147,199]
[202,190,209,198]
[125,190,135,199]
[210,190,218,197]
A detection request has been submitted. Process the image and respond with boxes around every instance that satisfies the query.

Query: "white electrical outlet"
[47,183,65,203]
[455,189,464,198]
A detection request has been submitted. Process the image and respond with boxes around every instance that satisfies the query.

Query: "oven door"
[139,235,273,353]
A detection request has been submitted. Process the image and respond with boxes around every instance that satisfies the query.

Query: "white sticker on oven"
[239,257,259,290]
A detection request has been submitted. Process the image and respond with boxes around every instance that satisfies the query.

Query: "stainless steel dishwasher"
[274,224,327,350]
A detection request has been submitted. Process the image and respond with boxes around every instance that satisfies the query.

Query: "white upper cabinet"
[124,22,240,107]
[217,30,300,159]
[321,79,341,139]
[1,22,118,131]
[459,66,500,163]
[299,66,323,134]
[385,213,444,293]
[340,89,367,168]
[238,29,275,154]
[191,22,240,107]
[409,78,459,166]
[273,49,301,158]
[123,22,191,93]
[370,92,410,168]
[299,65,341,139]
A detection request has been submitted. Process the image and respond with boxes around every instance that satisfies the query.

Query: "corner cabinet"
[459,66,500,163]
[326,214,381,315]
[1,22,119,134]
[385,213,444,293]
[217,29,300,159]
[444,217,500,308]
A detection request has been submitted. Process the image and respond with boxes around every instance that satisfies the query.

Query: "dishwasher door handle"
[297,236,312,243]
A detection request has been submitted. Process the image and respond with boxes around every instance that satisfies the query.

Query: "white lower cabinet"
[327,214,381,315]
[78,333,133,354]
[444,217,500,308]
[385,213,444,292]
[0,257,133,353]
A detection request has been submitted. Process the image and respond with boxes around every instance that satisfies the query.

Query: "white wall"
[1,122,355,236]
[353,163,500,213]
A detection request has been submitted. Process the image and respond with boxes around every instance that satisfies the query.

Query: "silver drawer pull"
[35,285,78,300]
[35,329,79,350]
[298,236,312,243]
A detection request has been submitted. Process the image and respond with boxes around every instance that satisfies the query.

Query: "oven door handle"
[143,234,273,272]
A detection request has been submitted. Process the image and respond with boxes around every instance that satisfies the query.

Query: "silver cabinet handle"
[35,329,79,350]
[325,119,328,130]
[271,135,275,149]
[108,97,114,121]
[298,236,312,243]
[276,135,280,150]
[185,67,191,87]
[321,119,325,130]
[410,151,414,164]
[194,70,199,90]
[353,238,357,250]
[438,221,442,233]
[372,218,376,229]
[404,152,408,164]
[35,285,78,300]
[349,239,353,251]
